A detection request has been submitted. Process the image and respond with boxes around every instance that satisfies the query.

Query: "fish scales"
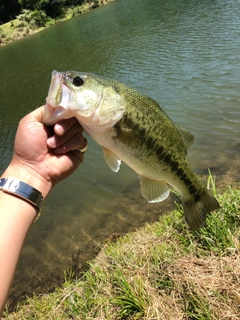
[43,70,220,230]
[118,113,200,197]
[112,85,201,199]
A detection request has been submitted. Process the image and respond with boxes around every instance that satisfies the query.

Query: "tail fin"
[182,190,220,230]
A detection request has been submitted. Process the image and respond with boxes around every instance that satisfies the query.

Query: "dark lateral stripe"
[120,114,200,199]
[154,144,198,196]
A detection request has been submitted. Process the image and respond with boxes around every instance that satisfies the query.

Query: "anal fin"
[102,147,121,172]
[139,176,170,203]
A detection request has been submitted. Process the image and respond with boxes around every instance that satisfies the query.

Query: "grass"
[2,175,240,319]
[0,19,45,45]
[0,0,115,46]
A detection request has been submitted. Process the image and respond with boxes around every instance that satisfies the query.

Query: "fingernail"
[55,124,64,135]
[47,137,55,148]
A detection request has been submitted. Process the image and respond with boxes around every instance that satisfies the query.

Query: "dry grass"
[165,254,240,319]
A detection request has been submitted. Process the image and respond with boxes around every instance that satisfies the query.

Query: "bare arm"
[0,106,86,315]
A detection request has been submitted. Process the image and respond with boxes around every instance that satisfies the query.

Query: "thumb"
[31,106,45,123]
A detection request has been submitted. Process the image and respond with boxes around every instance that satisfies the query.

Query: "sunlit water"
[0,0,239,307]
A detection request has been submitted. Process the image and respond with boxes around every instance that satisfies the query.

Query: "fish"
[43,70,220,230]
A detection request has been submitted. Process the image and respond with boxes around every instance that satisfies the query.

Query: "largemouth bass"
[43,70,220,230]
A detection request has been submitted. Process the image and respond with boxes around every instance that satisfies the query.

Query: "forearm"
[0,166,51,315]
[0,191,37,314]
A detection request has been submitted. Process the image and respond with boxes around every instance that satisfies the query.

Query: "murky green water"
[0,0,240,306]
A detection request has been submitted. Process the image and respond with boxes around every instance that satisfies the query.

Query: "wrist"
[1,163,52,199]
[0,178,45,215]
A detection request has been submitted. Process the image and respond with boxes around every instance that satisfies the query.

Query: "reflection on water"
[0,0,239,308]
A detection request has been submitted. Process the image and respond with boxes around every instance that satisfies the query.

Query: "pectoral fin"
[139,176,170,203]
[102,147,121,172]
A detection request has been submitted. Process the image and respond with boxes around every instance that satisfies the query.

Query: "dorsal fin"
[179,127,194,150]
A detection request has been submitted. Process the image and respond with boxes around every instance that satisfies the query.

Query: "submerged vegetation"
[3,177,240,319]
[0,1,115,46]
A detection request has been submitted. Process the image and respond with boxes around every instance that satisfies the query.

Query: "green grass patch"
[3,185,240,319]
[0,0,116,46]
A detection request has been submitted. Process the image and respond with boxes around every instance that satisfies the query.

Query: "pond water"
[0,0,239,307]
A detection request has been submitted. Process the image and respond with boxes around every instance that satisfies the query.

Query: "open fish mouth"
[43,102,68,125]
[43,71,76,125]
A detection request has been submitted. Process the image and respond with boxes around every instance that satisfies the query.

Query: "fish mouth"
[43,70,75,125]
[43,102,68,125]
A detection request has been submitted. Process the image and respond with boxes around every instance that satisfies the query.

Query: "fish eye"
[73,76,84,87]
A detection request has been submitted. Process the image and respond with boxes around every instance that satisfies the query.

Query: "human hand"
[3,106,86,198]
